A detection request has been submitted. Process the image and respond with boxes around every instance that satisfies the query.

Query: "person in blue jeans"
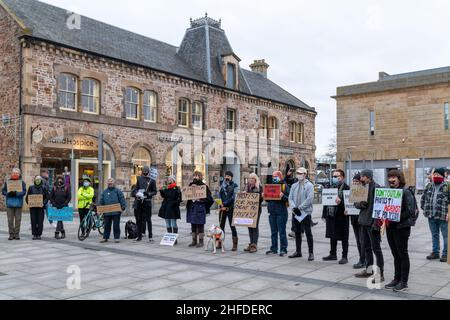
[264,171,290,257]
[421,167,449,262]
[99,178,127,244]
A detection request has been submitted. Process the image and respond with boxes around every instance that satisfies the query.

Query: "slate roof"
[1,0,315,112]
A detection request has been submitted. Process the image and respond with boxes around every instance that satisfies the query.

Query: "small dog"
[205,224,225,254]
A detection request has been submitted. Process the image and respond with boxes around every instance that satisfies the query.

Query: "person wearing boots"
[131,166,157,243]
[219,171,239,251]
[50,175,71,240]
[243,173,263,253]
[322,169,350,265]
[265,171,291,257]
[186,171,214,248]
[288,167,315,261]
[26,176,49,240]
[99,178,127,243]
[2,168,27,240]
[349,173,366,269]
[158,175,182,245]
[354,169,384,283]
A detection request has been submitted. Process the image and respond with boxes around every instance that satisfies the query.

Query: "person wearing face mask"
[264,171,290,257]
[158,175,182,244]
[243,173,264,253]
[421,167,450,262]
[99,178,127,243]
[26,176,49,240]
[349,173,366,269]
[321,169,350,264]
[219,171,239,251]
[77,177,95,232]
[50,175,71,240]
[354,169,384,283]
[186,171,214,248]
[2,168,27,240]
[288,168,315,261]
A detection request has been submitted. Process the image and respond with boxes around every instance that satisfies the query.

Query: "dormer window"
[222,53,241,90]
[226,63,236,89]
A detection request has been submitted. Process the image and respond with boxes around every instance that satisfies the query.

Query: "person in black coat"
[26,176,49,240]
[50,175,71,240]
[158,175,182,244]
[322,169,350,264]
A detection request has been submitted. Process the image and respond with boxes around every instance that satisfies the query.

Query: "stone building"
[0,0,317,211]
[334,68,450,189]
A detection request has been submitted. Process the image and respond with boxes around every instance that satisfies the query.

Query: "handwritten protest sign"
[96,203,122,215]
[28,195,43,208]
[349,184,369,203]
[160,233,179,247]
[182,185,207,201]
[263,184,282,200]
[7,180,23,193]
[322,189,339,206]
[372,188,403,222]
[232,193,260,228]
[48,206,74,222]
[344,190,360,215]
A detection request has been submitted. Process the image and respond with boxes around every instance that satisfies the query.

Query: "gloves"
[293,208,301,216]
[8,191,17,197]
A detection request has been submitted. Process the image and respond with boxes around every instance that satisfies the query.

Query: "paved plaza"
[0,202,449,300]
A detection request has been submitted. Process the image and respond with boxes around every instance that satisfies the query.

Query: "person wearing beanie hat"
[264,171,291,257]
[26,175,49,240]
[360,169,374,180]
[421,167,450,262]
[349,173,365,269]
[50,175,71,240]
[158,175,182,245]
[2,168,27,240]
[219,171,239,251]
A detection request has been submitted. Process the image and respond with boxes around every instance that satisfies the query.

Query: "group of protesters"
[2,164,449,292]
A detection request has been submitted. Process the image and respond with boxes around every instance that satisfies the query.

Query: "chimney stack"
[250,59,269,78]
[378,71,389,80]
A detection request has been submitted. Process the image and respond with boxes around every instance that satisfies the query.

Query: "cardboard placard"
[263,184,282,200]
[7,180,23,193]
[349,184,369,203]
[344,190,360,215]
[232,193,260,228]
[182,185,207,201]
[28,194,43,208]
[322,189,339,206]
[372,188,403,222]
[48,206,74,222]
[96,203,122,215]
[160,233,179,247]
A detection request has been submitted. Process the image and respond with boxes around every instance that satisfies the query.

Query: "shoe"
[322,255,338,261]
[115,240,120,243]
[37,236,42,240]
[61,230,66,239]
[197,233,204,248]
[393,282,408,292]
[426,252,440,260]
[232,237,238,252]
[15,235,20,240]
[339,257,349,265]
[289,252,303,259]
[32,236,37,240]
[385,280,400,290]
[55,232,61,240]
[353,261,365,269]
[8,235,14,241]
[133,238,142,242]
[440,255,447,263]
[266,250,277,255]
[249,244,258,253]
[312,222,319,227]
[355,270,374,278]
[288,232,296,238]
[149,238,154,243]
[99,239,108,243]
[244,244,252,252]
[189,232,198,247]
[279,252,287,257]
[308,253,315,261]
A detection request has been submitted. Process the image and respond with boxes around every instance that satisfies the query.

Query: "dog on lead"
[205,224,225,254]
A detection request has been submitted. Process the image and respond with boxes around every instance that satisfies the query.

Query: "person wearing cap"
[26,175,49,240]
[421,167,450,262]
[219,171,240,251]
[2,168,27,240]
[264,170,290,257]
[99,178,126,243]
[288,167,315,261]
[77,177,95,232]
[354,169,384,283]
[131,166,157,243]
[349,172,366,269]
[158,175,182,244]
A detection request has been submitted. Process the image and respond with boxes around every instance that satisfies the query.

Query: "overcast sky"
[41,0,450,157]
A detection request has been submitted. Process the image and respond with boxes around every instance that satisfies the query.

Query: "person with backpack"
[158,175,182,244]
[99,178,127,243]
[49,175,71,240]
[264,171,291,257]
[26,176,49,240]
[2,168,27,240]
[243,173,263,253]
[384,170,416,292]
[186,171,214,248]
[131,166,157,243]
[219,171,239,251]
[421,167,449,263]
[77,177,94,232]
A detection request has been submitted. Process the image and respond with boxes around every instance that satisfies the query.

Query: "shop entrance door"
[75,160,111,208]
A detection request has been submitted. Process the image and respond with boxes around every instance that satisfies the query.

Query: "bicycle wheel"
[96,215,105,236]
[78,214,93,241]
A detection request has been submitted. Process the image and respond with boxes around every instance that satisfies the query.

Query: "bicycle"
[78,203,105,241]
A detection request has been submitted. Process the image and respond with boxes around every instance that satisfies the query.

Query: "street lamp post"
[346,146,356,185]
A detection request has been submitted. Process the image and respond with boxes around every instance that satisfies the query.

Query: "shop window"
[143,90,157,123]
[125,87,140,120]
[131,147,152,186]
[81,79,100,114]
[178,99,189,127]
[58,73,77,111]
[194,153,206,179]
[165,149,183,186]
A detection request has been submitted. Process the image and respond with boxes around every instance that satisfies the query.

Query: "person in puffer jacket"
[50,175,71,240]
[2,168,27,240]
[26,176,49,240]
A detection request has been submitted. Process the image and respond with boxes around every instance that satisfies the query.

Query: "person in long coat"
[322,169,350,264]
[159,175,182,244]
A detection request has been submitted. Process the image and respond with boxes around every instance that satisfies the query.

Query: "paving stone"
[302,287,363,300]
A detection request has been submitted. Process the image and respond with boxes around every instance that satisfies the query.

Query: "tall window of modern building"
[370,110,375,136]
[226,63,236,89]
[125,87,140,120]
[445,102,449,130]
[58,73,77,111]
[81,79,100,114]
[143,90,157,123]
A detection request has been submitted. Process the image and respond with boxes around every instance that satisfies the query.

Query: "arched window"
[131,147,151,186]
[178,99,189,127]
[81,78,100,114]
[125,87,140,120]
[297,122,304,144]
[268,117,278,140]
[192,101,203,129]
[194,153,206,178]
[165,148,183,186]
[58,73,77,111]
[143,90,157,123]
[289,122,296,142]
